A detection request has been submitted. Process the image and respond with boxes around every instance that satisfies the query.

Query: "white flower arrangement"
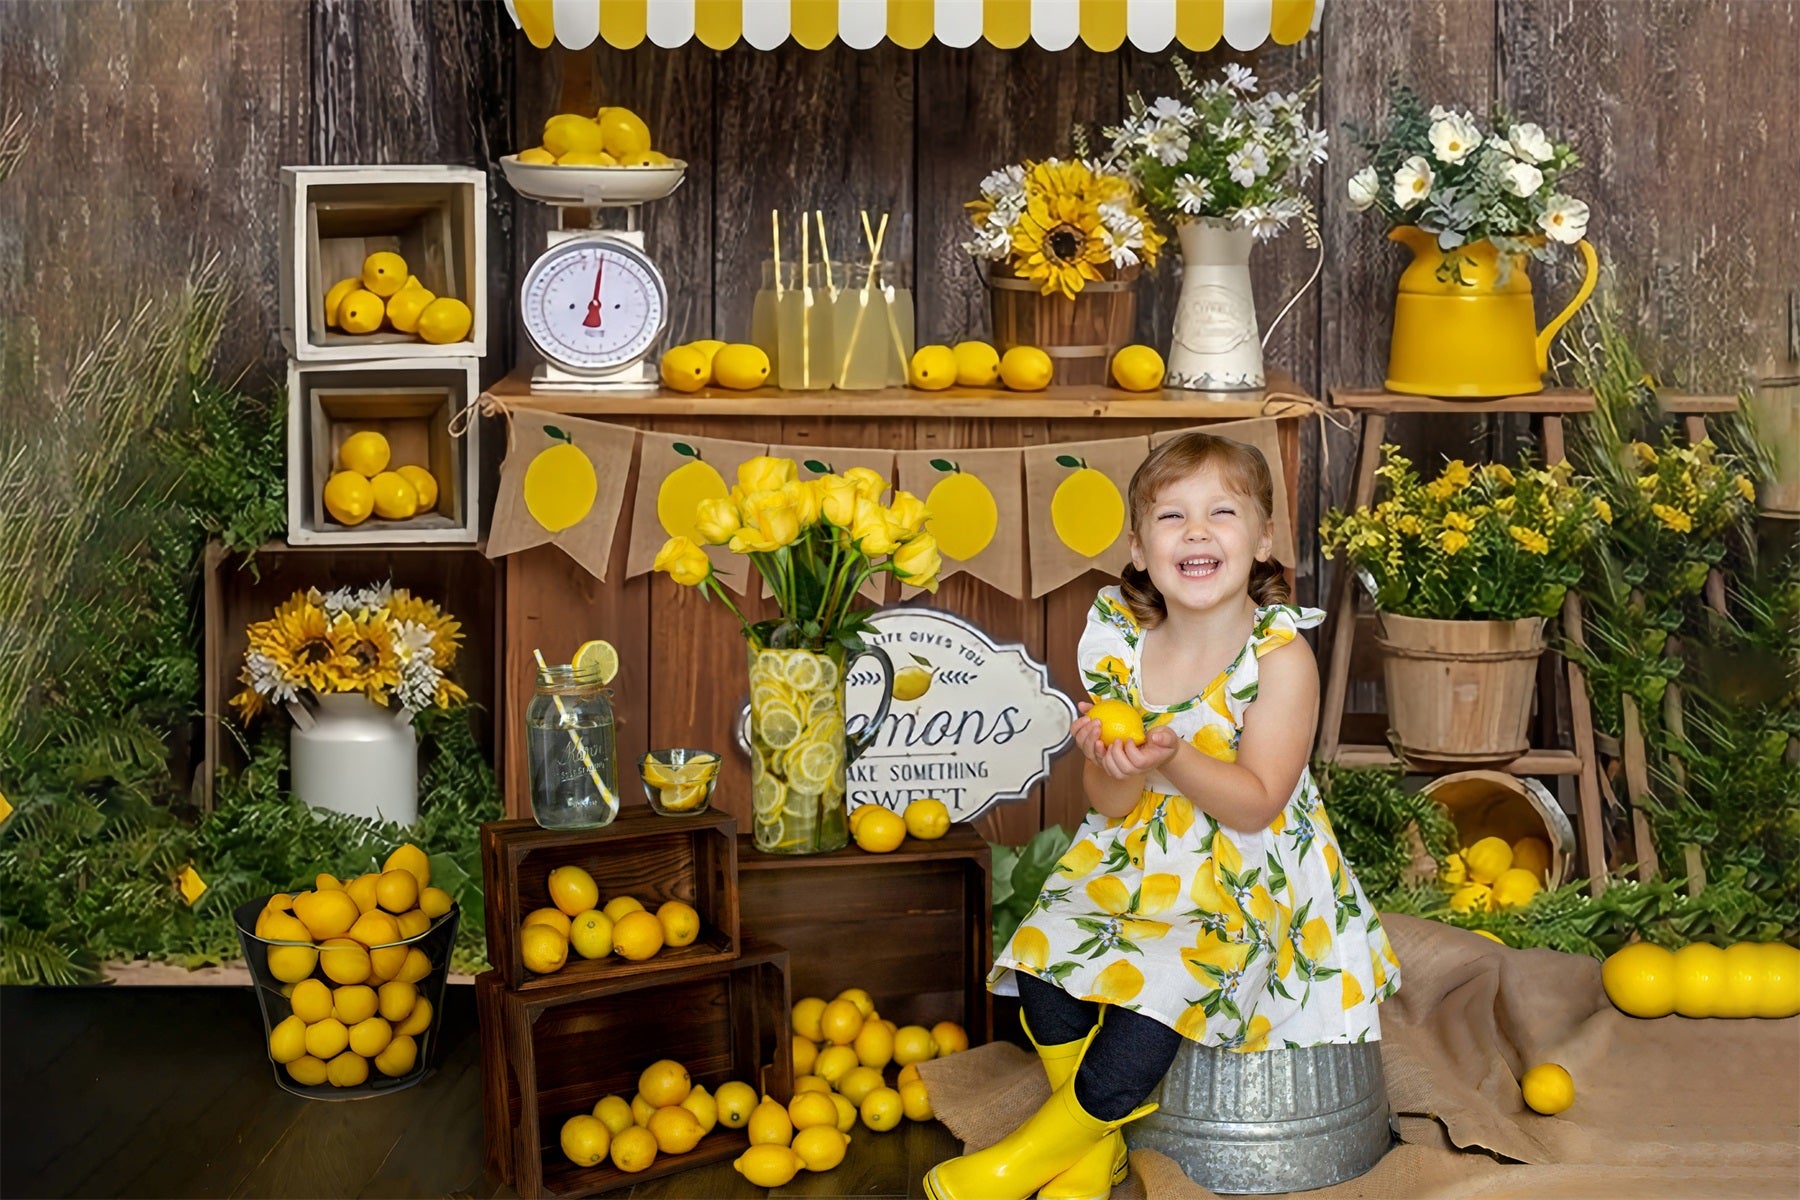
[1348,86,1590,278]
[1088,60,1326,244]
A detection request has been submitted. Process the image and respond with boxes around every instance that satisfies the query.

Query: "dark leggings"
[1018,972,1184,1121]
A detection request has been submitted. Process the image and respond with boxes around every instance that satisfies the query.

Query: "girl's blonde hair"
[1120,432,1291,627]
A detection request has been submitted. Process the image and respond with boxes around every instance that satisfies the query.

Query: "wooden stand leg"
[1318,413,1386,763]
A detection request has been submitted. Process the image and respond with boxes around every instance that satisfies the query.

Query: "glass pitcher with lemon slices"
[748,644,894,854]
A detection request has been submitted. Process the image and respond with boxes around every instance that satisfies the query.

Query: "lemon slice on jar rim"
[573,639,619,684]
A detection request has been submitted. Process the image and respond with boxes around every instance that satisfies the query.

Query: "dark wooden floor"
[0,984,961,1199]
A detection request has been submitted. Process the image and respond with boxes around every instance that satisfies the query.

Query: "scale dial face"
[521,235,668,375]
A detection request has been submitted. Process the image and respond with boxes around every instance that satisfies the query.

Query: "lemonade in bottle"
[750,260,790,382]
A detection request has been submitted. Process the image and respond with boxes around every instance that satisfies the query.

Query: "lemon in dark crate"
[235,886,459,1100]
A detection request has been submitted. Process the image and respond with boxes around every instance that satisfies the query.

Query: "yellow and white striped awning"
[504,1,1322,52]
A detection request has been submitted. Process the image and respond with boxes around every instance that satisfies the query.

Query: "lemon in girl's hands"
[369,471,419,520]
[324,471,374,526]
[1086,698,1146,746]
[952,340,1001,386]
[1111,344,1166,392]
[361,252,409,297]
[999,345,1054,391]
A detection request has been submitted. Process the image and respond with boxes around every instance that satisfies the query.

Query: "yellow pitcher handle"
[1535,239,1599,374]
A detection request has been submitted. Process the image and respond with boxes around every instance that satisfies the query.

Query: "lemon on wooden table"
[362,251,409,297]
[793,1125,850,1172]
[602,895,645,923]
[1050,456,1126,556]
[900,1078,935,1120]
[711,343,771,390]
[894,1025,937,1067]
[369,471,419,520]
[613,909,665,960]
[735,1144,804,1187]
[931,1020,969,1055]
[1715,942,1765,1019]
[715,1081,757,1130]
[897,1062,922,1088]
[834,987,875,1017]
[1086,698,1146,747]
[791,1035,818,1076]
[836,1065,884,1107]
[520,922,569,975]
[336,289,385,334]
[656,899,700,948]
[679,1083,718,1134]
[905,797,951,840]
[952,340,1001,387]
[593,1094,635,1134]
[1463,837,1514,885]
[323,277,360,328]
[793,1074,830,1095]
[820,998,864,1045]
[829,1091,858,1132]
[1111,344,1166,392]
[385,284,437,334]
[1757,943,1800,1019]
[610,1125,659,1173]
[747,1095,794,1146]
[788,1090,839,1131]
[689,338,726,368]
[561,1113,611,1167]
[792,996,827,1042]
[417,297,473,344]
[648,1104,705,1153]
[598,107,652,157]
[853,1016,894,1069]
[661,344,711,392]
[1520,1062,1574,1115]
[860,1086,903,1131]
[573,639,619,684]
[549,864,600,916]
[629,1093,656,1127]
[909,344,957,390]
[568,909,614,959]
[814,1044,859,1085]
[516,146,556,165]
[999,345,1054,391]
[323,471,374,526]
[852,806,907,853]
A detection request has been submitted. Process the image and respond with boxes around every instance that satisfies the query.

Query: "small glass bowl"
[639,749,722,816]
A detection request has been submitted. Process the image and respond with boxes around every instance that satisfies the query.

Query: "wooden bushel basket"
[1421,770,1578,887]
[1374,612,1547,765]
[988,265,1139,387]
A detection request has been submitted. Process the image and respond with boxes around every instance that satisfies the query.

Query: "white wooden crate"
[280,165,488,362]
[285,357,482,545]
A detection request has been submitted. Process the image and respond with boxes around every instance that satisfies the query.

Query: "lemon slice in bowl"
[574,639,619,684]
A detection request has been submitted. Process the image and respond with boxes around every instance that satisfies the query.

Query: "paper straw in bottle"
[532,648,618,819]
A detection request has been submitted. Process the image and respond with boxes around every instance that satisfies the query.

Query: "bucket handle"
[1260,234,1325,351]
[1534,239,1599,373]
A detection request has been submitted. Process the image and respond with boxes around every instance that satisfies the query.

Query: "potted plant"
[1095,61,1327,391]
[1347,85,1599,397]
[232,582,465,825]
[1321,447,1609,764]
[963,158,1163,386]
[652,458,937,853]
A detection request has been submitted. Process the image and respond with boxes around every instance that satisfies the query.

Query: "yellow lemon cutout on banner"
[657,442,729,540]
[1051,455,1125,557]
[524,424,598,533]
[924,458,998,561]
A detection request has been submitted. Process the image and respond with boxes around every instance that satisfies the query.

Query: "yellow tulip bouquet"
[653,455,939,652]
[655,456,939,854]
[1321,445,1609,621]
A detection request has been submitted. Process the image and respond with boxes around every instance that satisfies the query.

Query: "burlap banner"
[625,431,768,595]
[773,445,897,604]
[894,447,1026,600]
[1149,419,1296,570]
[485,415,636,582]
[1023,437,1148,598]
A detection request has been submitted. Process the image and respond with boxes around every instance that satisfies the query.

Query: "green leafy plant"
[990,824,1075,950]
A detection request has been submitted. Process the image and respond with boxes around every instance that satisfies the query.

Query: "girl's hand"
[1097,725,1180,779]
[1070,704,1108,765]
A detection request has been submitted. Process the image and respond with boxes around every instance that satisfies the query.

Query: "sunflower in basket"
[964,159,1163,299]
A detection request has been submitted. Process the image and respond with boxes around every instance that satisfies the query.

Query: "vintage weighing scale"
[498,155,686,393]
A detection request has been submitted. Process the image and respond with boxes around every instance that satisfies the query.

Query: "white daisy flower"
[1393,156,1434,209]
[1224,63,1258,93]
[1149,96,1194,125]
[1347,166,1382,211]
[1508,122,1555,164]
[1538,194,1591,243]
[1428,114,1481,163]
[1300,126,1331,165]
[1173,174,1213,215]
[1145,122,1191,166]
[978,164,1025,200]
[1227,143,1270,186]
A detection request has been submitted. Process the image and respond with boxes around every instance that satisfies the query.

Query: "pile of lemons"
[518,864,702,977]
[659,340,771,392]
[559,1057,723,1175]
[1443,834,1553,914]
[517,107,673,168]
[848,798,949,854]
[323,430,441,527]
[323,251,472,345]
[906,342,1167,394]
[257,843,452,1089]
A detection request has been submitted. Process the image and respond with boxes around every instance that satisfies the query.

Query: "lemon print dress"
[988,587,1402,1050]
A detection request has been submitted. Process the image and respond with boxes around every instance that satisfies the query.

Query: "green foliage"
[989,824,1075,950]
[1313,764,1457,900]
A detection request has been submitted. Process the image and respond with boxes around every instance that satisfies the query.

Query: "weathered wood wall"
[5,0,1795,835]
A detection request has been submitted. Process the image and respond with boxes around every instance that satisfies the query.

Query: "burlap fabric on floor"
[917,914,1799,1198]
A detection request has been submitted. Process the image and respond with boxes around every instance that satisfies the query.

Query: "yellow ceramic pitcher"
[1385,226,1599,398]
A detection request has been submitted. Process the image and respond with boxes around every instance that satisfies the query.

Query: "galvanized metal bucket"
[1128,1040,1394,1194]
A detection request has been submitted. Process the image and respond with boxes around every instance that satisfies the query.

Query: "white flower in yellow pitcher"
[1346,166,1380,212]
[1502,160,1544,198]
[654,536,712,587]
[1538,194,1590,243]
[1393,156,1433,209]
[1428,112,1480,164]
[1507,122,1555,163]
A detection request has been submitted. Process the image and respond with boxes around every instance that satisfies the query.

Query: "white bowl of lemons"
[501,106,687,206]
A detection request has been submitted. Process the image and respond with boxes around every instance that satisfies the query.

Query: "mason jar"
[526,662,618,829]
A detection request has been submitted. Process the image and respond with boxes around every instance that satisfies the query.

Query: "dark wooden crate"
[481,810,740,992]
[481,941,793,1199]
[738,826,993,1043]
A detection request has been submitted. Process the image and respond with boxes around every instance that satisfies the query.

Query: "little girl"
[927,433,1402,1200]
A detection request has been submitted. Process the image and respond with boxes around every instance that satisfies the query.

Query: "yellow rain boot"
[1024,1015,1129,1200]
[923,1027,1155,1200]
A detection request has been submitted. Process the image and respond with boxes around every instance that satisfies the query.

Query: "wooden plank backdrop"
[4,0,1796,839]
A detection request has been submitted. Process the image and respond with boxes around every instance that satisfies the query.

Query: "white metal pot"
[1167,218,1264,392]
[288,693,418,825]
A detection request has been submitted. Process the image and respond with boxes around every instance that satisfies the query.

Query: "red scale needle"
[583,251,605,328]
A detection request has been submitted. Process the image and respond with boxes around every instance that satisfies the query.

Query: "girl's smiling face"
[1130,467,1272,614]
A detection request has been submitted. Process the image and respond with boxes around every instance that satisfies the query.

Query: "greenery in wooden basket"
[653,455,941,653]
[1320,444,1610,620]
[1345,82,1589,282]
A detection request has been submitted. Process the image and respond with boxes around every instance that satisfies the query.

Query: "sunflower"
[966,157,1161,298]
[333,613,401,703]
